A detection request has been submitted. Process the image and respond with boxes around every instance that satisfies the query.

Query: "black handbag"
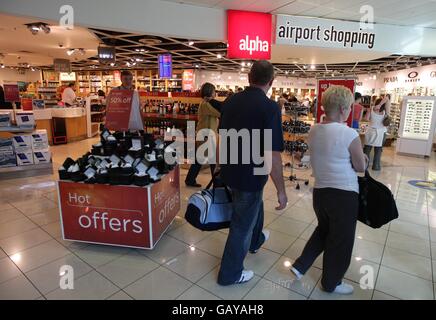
[358,170,399,228]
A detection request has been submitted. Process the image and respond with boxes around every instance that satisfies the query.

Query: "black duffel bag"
[358,170,399,228]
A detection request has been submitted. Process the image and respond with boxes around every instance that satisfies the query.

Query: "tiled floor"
[0,138,435,300]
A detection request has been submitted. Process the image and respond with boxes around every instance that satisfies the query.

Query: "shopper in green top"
[185,83,221,187]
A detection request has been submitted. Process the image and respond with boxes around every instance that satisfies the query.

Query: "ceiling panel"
[271,1,317,14]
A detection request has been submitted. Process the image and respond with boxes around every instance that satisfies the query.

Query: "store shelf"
[91,111,105,115]
[0,126,36,133]
[0,162,53,180]
[142,112,198,121]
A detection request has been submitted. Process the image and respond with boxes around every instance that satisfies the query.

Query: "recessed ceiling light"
[285,71,289,75]
[247,62,251,67]
[310,65,316,70]
[217,54,222,59]
[110,63,115,67]
[67,49,75,56]
[241,62,246,67]
[292,70,295,74]
[303,65,307,69]
[1,64,5,69]
[241,67,245,72]
[188,41,194,46]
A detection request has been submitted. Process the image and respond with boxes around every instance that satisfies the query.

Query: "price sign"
[105,90,134,131]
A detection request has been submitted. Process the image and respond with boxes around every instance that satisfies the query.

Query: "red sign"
[58,182,151,248]
[105,90,134,131]
[58,166,181,249]
[227,10,272,60]
[150,166,180,244]
[182,69,195,91]
[316,79,355,126]
[3,84,20,102]
[21,98,33,111]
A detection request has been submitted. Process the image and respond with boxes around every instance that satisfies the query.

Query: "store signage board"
[98,46,116,64]
[158,54,172,79]
[53,58,71,73]
[275,15,436,55]
[3,84,20,102]
[227,10,272,59]
[396,96,436,157]
[57,166,180,249]
[316,79,355,126]
[21,98,33,111]
[182,69,195,91]
[105,90,134,131]
[60,72,76,81]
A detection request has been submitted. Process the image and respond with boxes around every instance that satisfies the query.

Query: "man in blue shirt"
[217,60,288,285]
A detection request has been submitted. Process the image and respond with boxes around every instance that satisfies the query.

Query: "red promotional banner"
[3,84,20,102]
[150,166,180,244]
[58,182,151,248]
[316,79,355,126]
[105,89,134,131]
[227,10,272,60]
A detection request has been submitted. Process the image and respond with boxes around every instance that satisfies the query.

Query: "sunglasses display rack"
[396,96,436,157]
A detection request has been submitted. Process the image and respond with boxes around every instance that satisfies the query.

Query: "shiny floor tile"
[73,245,131,268]
[124,266,192,300]
[169,223,210,245]
[0,275,41,300]
[389,221,430,241]
[264,256,321,297]
[382,247,432,280]
[0,217,38,240]
[26,254,93,294]
[261,230,297,254]
[96,251,159,288]
[372,290,400,300]
[375,266,434,300]
[0,208,25,224]
[107,290,133,300]
[0,257,21,284]
[165,247,220,282]
[0,228,52,255]
[282,206,316,224]
[197,266,261,300]
[141,235,188,264]
[195,232,227,259]
[386,231,431,258]
[243,278,306,300]
[176,285,221,300]
[244,248,281,277]
[267,216,309,238]
[46,271,119,300]
[9,239,70,273]
[352,238,385,264]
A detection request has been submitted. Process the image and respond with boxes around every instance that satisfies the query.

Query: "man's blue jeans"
[217,188,265,285]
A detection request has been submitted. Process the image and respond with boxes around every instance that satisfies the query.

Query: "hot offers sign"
[227,10,272,60]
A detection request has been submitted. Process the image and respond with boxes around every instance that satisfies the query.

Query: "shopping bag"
[358,170,399,228]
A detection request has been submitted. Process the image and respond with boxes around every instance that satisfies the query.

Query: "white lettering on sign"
[158,193,180,224]
[78,211,143,233]
[68,192,91,205]
[110,96,132,104]
[239,35,269,56]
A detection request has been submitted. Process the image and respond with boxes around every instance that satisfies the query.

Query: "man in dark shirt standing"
[217,60,288,285]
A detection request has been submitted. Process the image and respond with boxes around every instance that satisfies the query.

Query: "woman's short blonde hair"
[321,85,354,116]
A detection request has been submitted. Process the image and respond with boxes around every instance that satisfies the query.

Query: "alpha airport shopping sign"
[227,10,272,60]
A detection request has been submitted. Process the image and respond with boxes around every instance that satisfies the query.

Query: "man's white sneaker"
[235,270,254,284]
[290,267,303,280]
[330,282,354,295]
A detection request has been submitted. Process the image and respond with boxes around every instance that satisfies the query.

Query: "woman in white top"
[290,85,367,295]
[364,96,390,171]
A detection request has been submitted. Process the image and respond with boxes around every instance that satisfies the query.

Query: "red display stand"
[57,166,180,249]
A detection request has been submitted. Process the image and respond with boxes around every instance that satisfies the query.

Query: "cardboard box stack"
[3,129,52,167]
[0,138,17,168]
[31,130,51,164]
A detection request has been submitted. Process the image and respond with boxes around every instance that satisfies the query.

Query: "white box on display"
[15,111,35,128]
[16,150,34,166]
[396,96,436,157]
[12,135,32,150]
[0,111,12,127]
[31,130,49,150]
[0,150,16,167]
[33,149,51,164]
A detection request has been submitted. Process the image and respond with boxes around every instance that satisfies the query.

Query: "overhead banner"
[316,79,355,127]
[275,15,436,55]
[227,10,272,59]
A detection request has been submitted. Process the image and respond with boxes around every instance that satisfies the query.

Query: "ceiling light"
[241,67,245,72]
[30,67,36,72]
[303,65,307,69]
[0,64,5,69]
[194,64,199,68]
[217,54,222,59]
[310,65,316,70]
[110,62,115,67]
[67,49,75,56]
[188,41,195,46]
[26,22,51,35]
[241,62,246,67]
[247,62,251,67]
[285,71,289,75]
[292,70,295,74]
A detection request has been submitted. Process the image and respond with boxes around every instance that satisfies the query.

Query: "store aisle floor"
[0,138,435,300]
